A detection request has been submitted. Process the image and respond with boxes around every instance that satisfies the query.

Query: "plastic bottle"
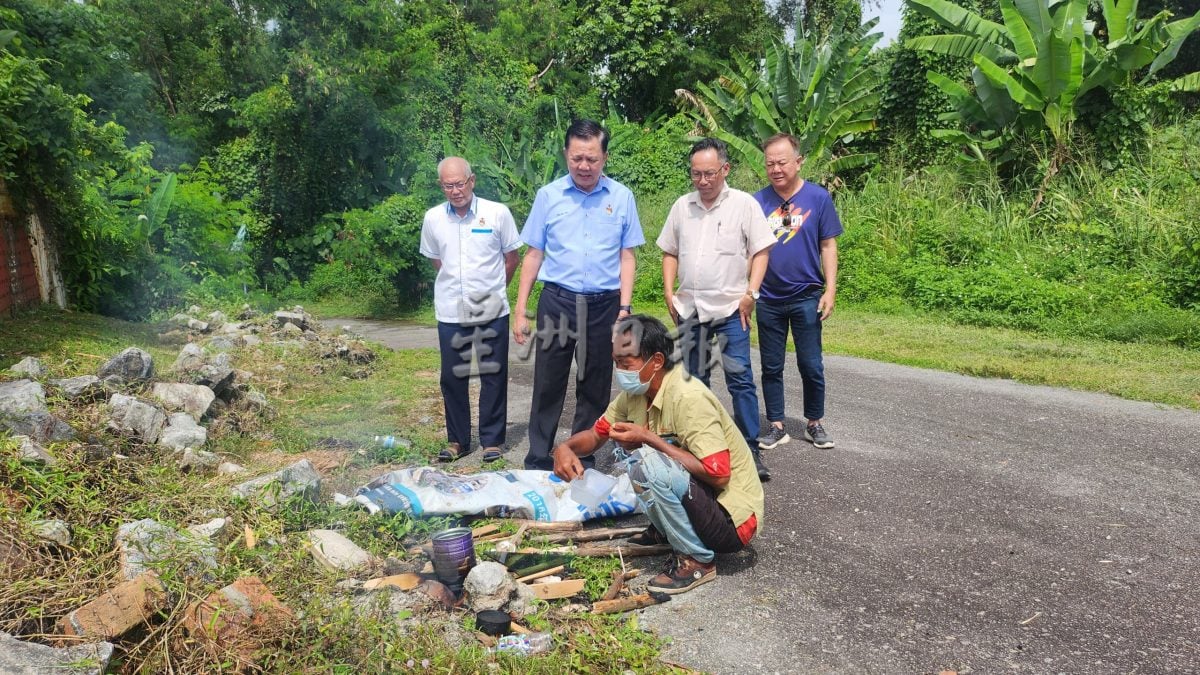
[488,632,553,656]
[374,435,400,449]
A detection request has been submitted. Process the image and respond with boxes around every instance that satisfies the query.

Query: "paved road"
[333,318,1200,673]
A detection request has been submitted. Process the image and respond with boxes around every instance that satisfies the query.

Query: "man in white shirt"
[658,138,776,480]
[419,157,520,463]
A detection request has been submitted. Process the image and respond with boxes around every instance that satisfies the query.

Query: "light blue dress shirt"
[520,174,644,293]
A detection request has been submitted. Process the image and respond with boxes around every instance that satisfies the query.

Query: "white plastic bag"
[354,466,641,522]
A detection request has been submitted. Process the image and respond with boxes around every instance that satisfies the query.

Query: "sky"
[870,0,906,47]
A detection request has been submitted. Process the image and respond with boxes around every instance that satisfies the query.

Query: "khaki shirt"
[601,366,765,530]
[657,185,776,323]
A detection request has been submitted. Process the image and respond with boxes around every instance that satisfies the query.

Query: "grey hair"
[437,156,474,177]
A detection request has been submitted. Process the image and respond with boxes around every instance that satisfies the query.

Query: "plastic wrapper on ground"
[353,467,641,522]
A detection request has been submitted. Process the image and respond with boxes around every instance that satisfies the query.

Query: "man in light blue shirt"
[513,119,645,470]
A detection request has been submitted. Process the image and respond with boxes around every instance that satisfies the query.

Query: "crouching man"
[551,314,764,594]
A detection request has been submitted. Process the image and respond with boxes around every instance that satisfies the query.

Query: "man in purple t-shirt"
[751,132,843,451]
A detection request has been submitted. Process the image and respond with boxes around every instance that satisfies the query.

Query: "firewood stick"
[515,564,566,583]
[621,568,643,581]
[599,569,624,601]
[518,543,671,557]
[509,520,583,532]
[591,593,666,614]
[574,543,672,557]
[534,526,646,544]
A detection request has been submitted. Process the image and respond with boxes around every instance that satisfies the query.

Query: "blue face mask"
[615,359,652,395]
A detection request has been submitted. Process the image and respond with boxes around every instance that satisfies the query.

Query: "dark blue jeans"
[681,311,760,449]
[756,290,825,423]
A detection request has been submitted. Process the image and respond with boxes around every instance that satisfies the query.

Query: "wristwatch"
[619,304,634,313]
[746,289,760,301]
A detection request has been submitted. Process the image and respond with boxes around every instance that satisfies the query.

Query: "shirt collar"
[648,366,683,412]
[563,174,611,196]
[445,195,479,219]
[686,184,730,210]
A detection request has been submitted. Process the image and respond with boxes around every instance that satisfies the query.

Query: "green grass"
[0,305,673,672]
[823,305,1200,408]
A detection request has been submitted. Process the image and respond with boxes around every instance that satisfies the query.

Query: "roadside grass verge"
[0,306,670,672]
[824,305,1200,409]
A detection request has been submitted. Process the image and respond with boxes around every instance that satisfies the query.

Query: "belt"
[543,282,620,302]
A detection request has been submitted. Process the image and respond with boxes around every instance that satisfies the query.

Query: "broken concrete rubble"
[159,412,207,451]
[178,448,220,473]
[463,561,516,612]
[14,434,54,465]
[49,375,105,401]
[56,572,167,640]
[108,394,167,443]
[0,630,113,675]
[182,576,292,651]
[31,519,72,547]
[8,356,47,377]
[308,529,378,573]
[0,379,75,443]
[96,347,154,382]
[115,518,217,581]
[151,382,215,421]
[231,459,321,510]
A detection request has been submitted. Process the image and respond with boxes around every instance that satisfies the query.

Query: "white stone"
[14,435,54,465]
[186,517,230,543]
[171,343,206,372]
[217,461,246,475]
[0,630,113,675]
[108,394,167,444]
[9,356,47,377]
[231,459,321,510]
[159,413,207,451]
[151,382,215,421]
[463,561,515,611]
[31,519,71,547]
[308,529,376,573]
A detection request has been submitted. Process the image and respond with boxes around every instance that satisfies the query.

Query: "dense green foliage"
[0,0,1197,348]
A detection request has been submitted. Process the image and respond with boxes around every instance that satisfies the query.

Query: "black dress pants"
[523,283,619,470]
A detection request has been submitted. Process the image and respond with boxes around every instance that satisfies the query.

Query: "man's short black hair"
[614,314,676,370]
[689,137,728,163]
[565,119,609,152]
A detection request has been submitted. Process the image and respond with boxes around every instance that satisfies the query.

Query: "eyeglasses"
[780,200,792,229]
[689,169,723,182]
[440,179,471,192]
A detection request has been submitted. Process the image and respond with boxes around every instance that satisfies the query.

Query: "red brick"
[182,576,292,643]
[57,572,167,639]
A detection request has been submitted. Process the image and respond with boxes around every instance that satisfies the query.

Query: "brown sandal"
[437,442,469,462]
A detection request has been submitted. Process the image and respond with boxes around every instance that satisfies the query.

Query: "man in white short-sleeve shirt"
[658,138,776,481]
[419,156,520,463]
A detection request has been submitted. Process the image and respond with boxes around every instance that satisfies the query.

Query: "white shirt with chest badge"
[420,196,520,324]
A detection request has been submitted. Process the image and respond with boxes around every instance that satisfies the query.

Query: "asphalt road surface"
[333,318,1200,674]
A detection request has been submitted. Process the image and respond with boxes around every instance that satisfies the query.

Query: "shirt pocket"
[590,216,623,249]
[464,228,500,264]
[714,226,744,256]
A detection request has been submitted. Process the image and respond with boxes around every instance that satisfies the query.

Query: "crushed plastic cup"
[569,469,618,509]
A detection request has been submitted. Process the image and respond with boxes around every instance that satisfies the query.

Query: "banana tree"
[675,19,885,180]
[908,0,1200,205]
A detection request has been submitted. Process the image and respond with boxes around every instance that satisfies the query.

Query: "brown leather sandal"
[437,442,468,462]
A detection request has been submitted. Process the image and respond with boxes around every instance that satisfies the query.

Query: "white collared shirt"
[657,185,776,323]
[420,196,521,324]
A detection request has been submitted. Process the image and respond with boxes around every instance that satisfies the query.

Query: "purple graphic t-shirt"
[752,181,843,303]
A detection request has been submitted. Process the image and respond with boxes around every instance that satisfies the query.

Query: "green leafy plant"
[676,19,886,181]
[908,0,1200,205]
